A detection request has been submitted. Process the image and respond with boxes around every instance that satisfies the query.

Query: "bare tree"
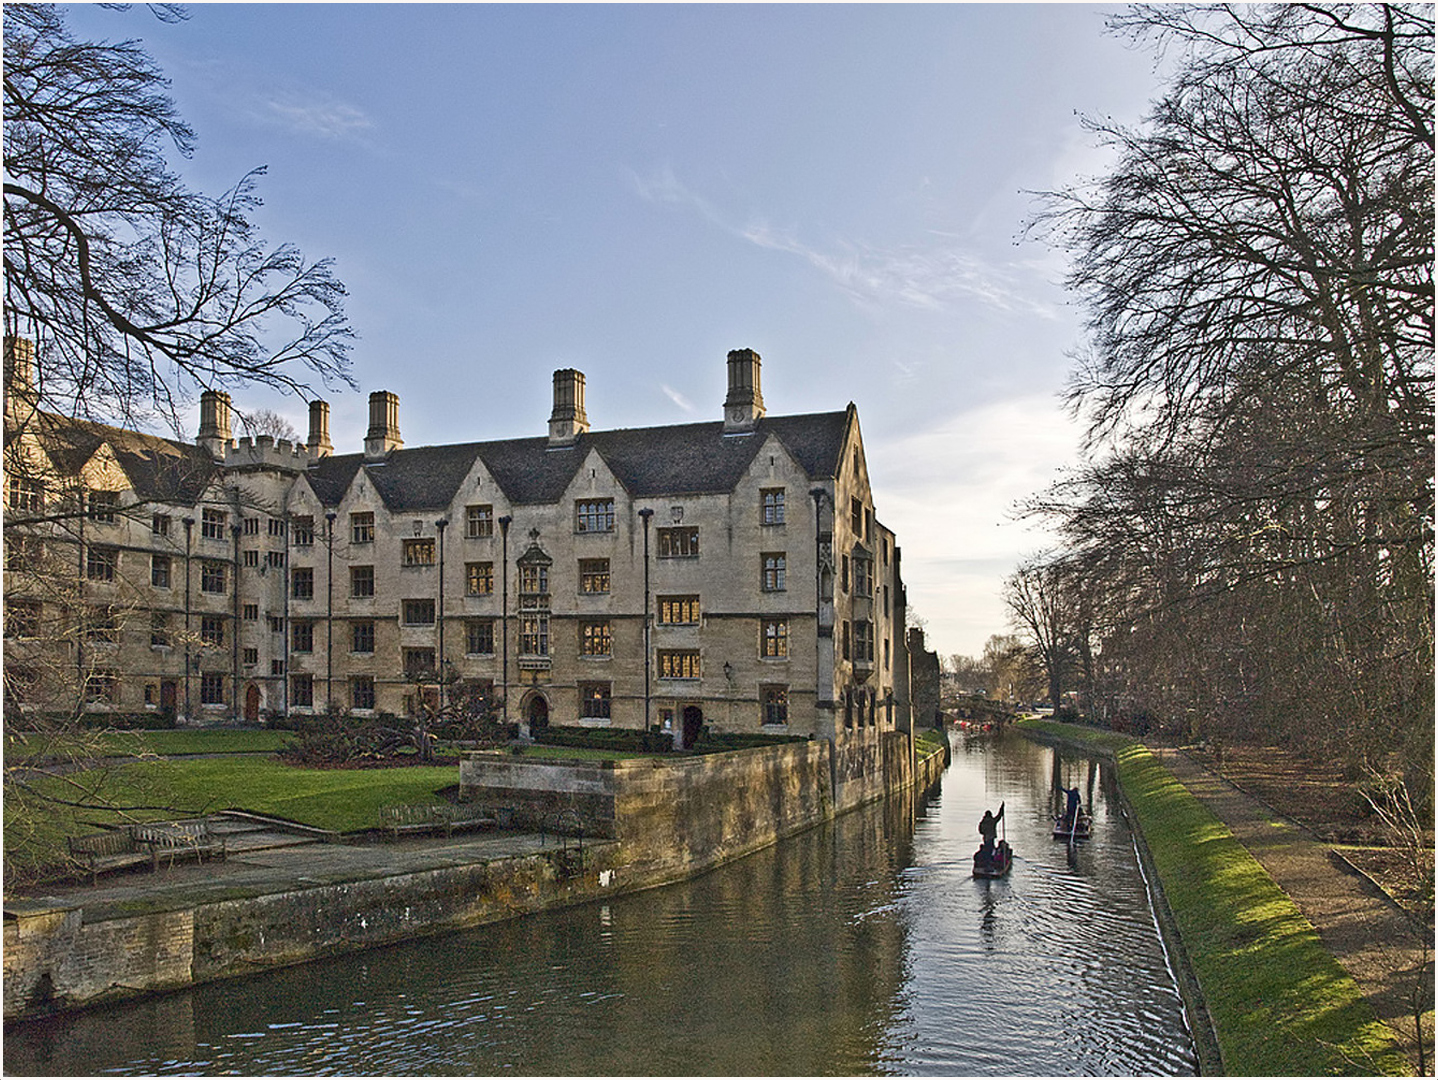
[239,409,301,442]
[1020,4,1432,785]
[4,4,355,434]
[1004,554,1081,715]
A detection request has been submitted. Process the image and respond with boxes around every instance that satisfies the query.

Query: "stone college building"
[4,344,920,747]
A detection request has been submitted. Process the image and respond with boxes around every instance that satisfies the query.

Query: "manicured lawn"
[6,726,288,760]
[6,756,459,884]
[1018,719,1407,1076]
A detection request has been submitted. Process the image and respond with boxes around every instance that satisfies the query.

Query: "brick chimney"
[723,348,765,432]
[548,369,589,446]
[307,399,333,457]
[197,390,234,458]
[364,390,403,459]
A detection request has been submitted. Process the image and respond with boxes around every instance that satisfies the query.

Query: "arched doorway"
[244,683,261,724]
[682,705,703,750]
[526,693,549,732]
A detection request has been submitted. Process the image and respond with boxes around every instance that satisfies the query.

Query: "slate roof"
[304,408,855,512]
[14,410,218,505]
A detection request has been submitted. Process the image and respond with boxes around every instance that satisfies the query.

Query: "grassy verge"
[1017,719,1407,1076]
[915,727,948,759]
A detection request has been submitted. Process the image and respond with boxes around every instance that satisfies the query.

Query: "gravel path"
[1153,745,1433,1073]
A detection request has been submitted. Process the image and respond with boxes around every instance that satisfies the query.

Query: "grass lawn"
[7,726,288,760]
[1017,719,1407,1076]
[6,755,459,885]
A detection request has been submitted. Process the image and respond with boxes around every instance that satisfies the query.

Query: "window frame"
[580,619,612,657]
[200,613,226,647]
[657,595,700,626]
[200,559,227,594]
[761,552,787,592]
[578,558,610,594]
[86,545,118,582]
[579,681,612,720]
[761,488,786,525]
[350,564,375,598]
[762,685,789,726]
[291,566,315,600]
[762,618,789,658]
[657,526,699,559]
[351,619,375,654]
[291,619,315,653]
[466,561,494,596]
[201,507,227,541]
[657,649,701,680]
[574,498,615,534]
[465,504,494,538]
[465,618,495,656]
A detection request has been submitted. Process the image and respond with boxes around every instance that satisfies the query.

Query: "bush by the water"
[534,724,807,755]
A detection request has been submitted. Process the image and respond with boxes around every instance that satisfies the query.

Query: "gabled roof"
[306,409,854,511]
[11,410,217,505]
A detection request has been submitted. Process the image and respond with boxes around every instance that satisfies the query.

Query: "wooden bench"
[129,819,227,870]
[67,830,151,884]
[380,804,497,839]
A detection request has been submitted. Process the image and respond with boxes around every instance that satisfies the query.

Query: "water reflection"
[6,730,1196,1076]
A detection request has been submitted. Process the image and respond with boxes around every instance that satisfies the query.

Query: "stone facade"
[4,343,914,743]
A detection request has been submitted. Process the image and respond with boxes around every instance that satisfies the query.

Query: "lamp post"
[499,515,512,729]
[325,510,337,711]
[182,516,194,721]
[638,507,653,735]
[809,487,828,732]
[231,521,242,722]
[435,517,448,709]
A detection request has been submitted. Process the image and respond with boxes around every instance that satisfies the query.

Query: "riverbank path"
[1152,744,1433,1073]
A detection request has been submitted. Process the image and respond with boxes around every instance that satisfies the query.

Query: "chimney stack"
[723,348,765,432]
[4,337,37,428]
[198,390,234,458]
[364,390,403,459]
[307,399,333,458]
[548,369,589,446]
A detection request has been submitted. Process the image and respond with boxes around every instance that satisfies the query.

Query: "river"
[4,729,1197,1075]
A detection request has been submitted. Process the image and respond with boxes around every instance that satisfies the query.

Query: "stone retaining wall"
[6,729,945,1022]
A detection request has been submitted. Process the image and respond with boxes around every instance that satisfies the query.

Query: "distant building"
[4,342,915,746]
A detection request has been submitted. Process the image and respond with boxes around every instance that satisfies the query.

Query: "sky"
[61,2,1170,661]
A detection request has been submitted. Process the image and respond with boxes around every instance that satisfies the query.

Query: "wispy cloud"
[744,223,1058,318]
[182,59,374,143]
[260,89,373,140]
[632,167,1057,320]
[661,384,696,413]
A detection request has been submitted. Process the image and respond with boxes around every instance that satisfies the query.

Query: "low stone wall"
[7,728,942,1022]
[458,729,903,886]
[4,843,623,1021]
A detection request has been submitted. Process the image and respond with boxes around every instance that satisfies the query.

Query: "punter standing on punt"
[979,802,1005,858]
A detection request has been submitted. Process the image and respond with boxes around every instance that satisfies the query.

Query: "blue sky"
[63,3,1168,660]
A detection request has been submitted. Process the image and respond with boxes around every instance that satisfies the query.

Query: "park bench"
[380,803,497,839]
[130,818,227,870]
[67,829,151,884]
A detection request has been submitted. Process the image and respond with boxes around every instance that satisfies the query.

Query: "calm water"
[5,730,1197,1076]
